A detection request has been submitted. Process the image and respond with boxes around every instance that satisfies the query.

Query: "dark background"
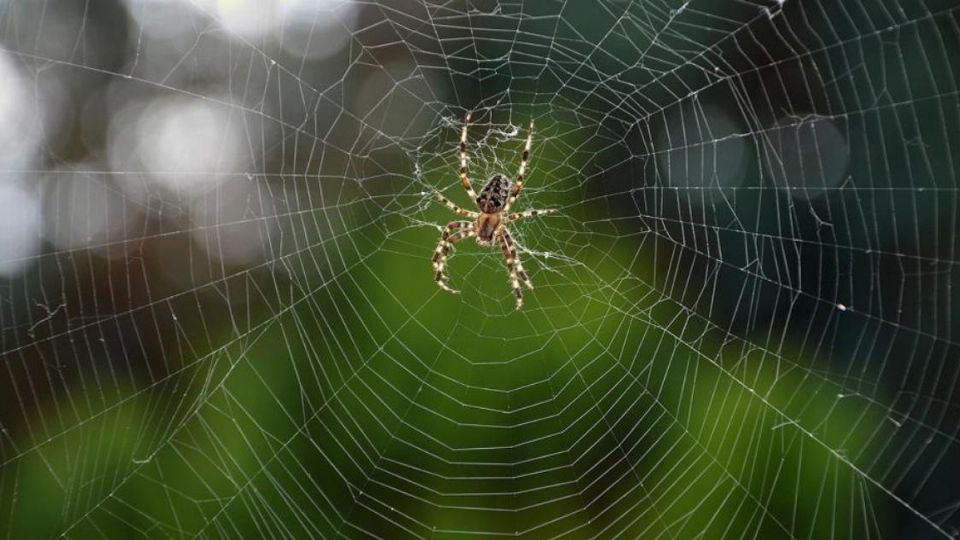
[1,0,959,538]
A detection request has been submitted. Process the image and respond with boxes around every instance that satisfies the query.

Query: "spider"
[432,112,555,310]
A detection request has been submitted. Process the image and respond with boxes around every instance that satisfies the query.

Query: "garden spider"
[432,112,555,310]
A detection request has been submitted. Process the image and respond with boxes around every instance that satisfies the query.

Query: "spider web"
[1,0,959,537]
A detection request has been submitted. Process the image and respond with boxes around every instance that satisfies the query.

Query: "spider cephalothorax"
[432,112,555,309]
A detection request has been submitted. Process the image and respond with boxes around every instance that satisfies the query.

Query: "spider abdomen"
[475,174,510,214]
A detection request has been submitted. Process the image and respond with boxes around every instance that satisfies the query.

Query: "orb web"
[1,0,959,538]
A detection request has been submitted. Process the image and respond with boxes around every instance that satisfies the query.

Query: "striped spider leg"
[433,191,479,219]
[502,118,534,215]
[433,221,475,293]
[506,208,556,222]
[498,226,530,309]
[459,111,478,200]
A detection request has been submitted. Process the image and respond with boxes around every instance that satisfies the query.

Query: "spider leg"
[459,111,479,201]
[506,208,556,222]
[503,118,534,214]
[503,228,533,290]
[433,191,479,218]
[499,227,530,310]
[433,221,474,294]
